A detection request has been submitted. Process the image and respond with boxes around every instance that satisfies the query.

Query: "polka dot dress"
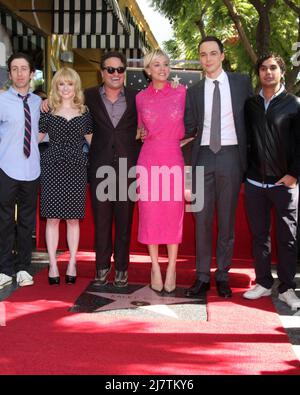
[39,111,93,219]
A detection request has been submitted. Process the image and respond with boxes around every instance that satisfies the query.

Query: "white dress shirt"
[201,70,238,146]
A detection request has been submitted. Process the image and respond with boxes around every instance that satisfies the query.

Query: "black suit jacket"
[85,85,141,177]
[184,72,253,171]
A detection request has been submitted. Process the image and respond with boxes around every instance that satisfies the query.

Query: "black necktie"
[19,94,31,158]
[209,80,221,154]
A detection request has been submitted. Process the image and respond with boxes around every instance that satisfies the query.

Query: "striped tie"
[19,94,31,158]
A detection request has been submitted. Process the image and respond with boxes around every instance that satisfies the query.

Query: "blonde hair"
[143,49,170,71]
[49,67,86,114]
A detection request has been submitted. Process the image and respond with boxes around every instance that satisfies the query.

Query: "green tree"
[152,0,300,93]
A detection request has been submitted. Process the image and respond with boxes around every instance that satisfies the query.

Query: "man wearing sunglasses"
[85,51,140,288]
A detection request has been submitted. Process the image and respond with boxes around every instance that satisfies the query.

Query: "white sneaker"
[279,289,300,311]
[16,271,34,287]
[0,273,13,290]
[243,284,272,299]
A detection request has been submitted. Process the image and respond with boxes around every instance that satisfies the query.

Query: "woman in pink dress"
[136,49,186,293]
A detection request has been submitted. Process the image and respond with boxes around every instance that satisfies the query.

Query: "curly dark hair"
[255,53,286,75]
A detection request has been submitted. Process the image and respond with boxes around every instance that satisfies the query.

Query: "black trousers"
[0,169,39,276]
[193,146,243,282]
[90,164,135,272]
[245,181,298,293]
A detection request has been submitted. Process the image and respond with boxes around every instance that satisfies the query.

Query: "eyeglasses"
[103,66,126,74]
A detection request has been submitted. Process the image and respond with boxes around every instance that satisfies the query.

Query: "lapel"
[227,72,238,116]
[93,86,114,127]
[196,79,205,120]
[194,79,205,142]
[227,71,242,141]
[115,87,131,129]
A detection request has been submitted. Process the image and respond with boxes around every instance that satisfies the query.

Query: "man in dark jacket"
[85,51,140,287]
[243,53,300,310]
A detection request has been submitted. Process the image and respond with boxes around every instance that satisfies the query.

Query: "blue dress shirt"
[0,87,41,181]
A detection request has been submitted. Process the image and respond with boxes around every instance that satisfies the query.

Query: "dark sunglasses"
[103,66,126,74]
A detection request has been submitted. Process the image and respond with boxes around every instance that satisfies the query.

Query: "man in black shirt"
[243,53,300,310]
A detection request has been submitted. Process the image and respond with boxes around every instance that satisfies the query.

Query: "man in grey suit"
[184,36,253,298]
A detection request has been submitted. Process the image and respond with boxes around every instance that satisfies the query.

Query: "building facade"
[0,0,158,90]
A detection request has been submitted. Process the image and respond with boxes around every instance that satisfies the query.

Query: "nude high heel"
[164,267,176,294]
[150,268,163,293]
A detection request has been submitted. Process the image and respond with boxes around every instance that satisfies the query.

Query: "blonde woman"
[39,67,93,285]
[136,49,186,293]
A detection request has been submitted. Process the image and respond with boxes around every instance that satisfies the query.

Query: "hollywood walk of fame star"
[171,74,182,85]
[72,283,205,319]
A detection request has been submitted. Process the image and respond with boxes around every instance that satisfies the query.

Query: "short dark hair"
[7,52,35,73]
[100,51,127,70]
[255,53,286,75]
[198,36,224,53]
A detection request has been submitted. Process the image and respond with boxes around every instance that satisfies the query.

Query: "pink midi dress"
[136,82,186,244]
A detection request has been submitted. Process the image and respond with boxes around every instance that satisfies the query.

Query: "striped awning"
[12,35,45,51]
[53,0,150,54]
[125,7,148,50]
[106,0,130,32]
[53,0,130,34]
[0,10,45,51]
[71,23,148,51]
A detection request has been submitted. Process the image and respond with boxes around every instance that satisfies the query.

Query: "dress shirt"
[259,84,285,111]
[201,69,238,146]
[0,87,41,181]
[99,86,126,128]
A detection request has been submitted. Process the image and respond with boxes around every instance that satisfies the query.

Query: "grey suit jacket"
[184,71,253,171]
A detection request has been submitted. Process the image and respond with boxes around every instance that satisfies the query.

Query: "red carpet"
[36,185,279,261]
[1,253,300,375]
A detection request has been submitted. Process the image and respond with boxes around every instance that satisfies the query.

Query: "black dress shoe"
[95,265,112,285]
[65,275,76,284]
[185,279,210,297]
[113,270,128,287]
[48,276,60,285]
[216,281,232,298]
